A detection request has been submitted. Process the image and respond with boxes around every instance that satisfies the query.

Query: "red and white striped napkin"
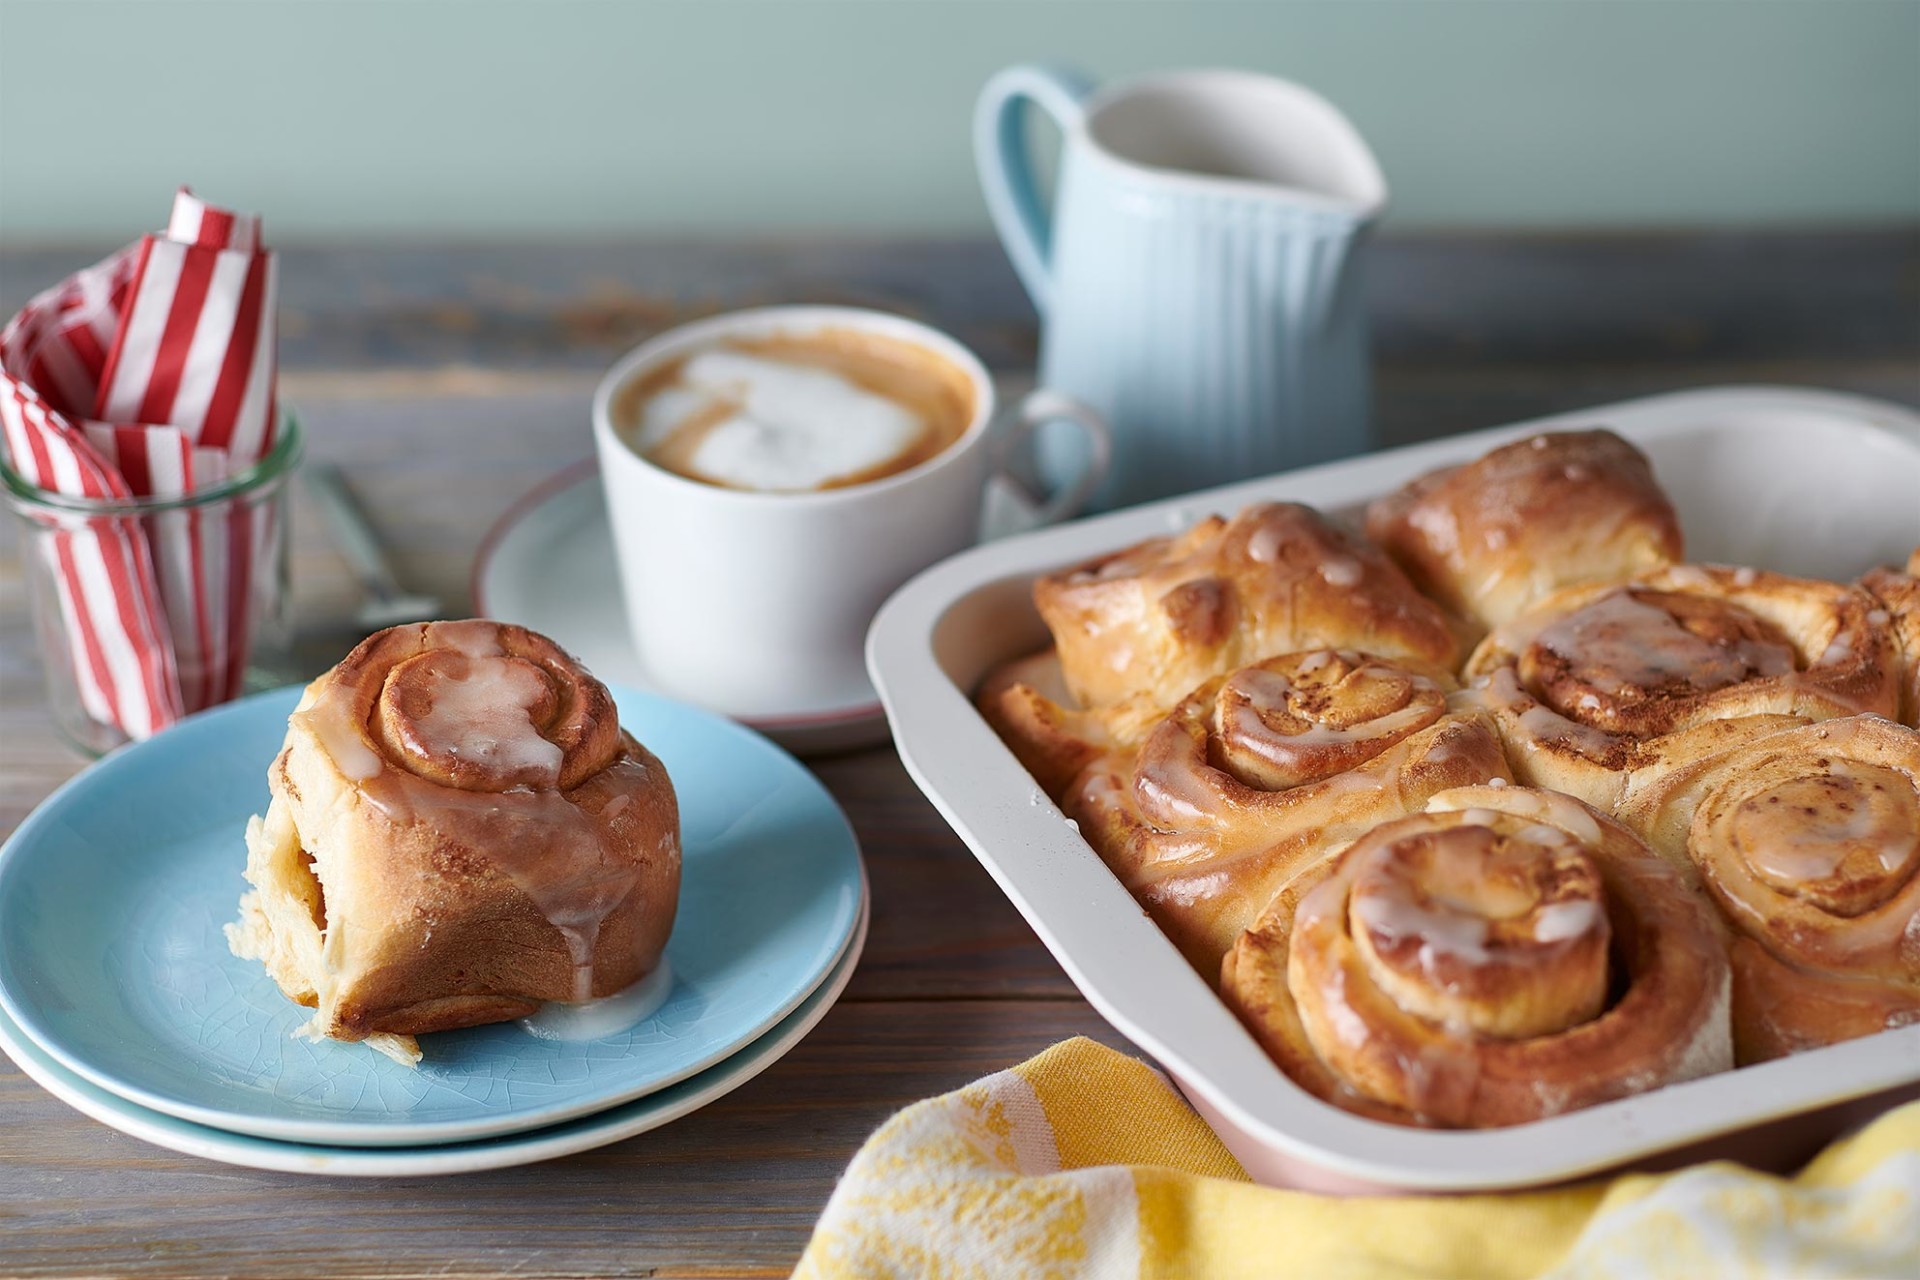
[0,188,281,739]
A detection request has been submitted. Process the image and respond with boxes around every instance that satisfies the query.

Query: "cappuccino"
[613,327,977,493]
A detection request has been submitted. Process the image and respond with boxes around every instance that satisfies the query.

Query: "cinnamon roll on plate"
[1619,715,1920,1063]
[1221,785,1731,1128]
[228,620,681,1064]
[1459,565,1902,810]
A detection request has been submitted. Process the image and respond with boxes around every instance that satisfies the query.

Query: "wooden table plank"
[0,1001,1137,1280]
[0,233,1915,1280]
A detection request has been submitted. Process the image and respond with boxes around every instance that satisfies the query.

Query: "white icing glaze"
[1246,521,1288,564]
[413,655,565,785]
[518,960,674,1041]
[1532,899,1604,943]
[302,695,385,783]
[1533,591,1794,697]
[1318,556,1365,587]
[1736,766,1920,882]
[1352,888,1492,966]
[1516,701,1624,759]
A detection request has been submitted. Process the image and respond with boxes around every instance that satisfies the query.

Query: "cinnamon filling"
[1520,589,1797,736]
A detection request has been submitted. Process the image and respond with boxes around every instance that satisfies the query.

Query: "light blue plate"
[0,902,866,1176]
[0,685,864,1147]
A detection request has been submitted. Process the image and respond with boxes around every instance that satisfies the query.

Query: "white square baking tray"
[867,386,1920,1192]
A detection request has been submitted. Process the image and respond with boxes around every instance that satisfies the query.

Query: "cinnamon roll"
[1221,785,1731,1127]
[1863,548,1920,727]
[1617,715,1920,1063]
[1031,502,1459,713]
[975,648,1169,798]
[227,620,680,1063]
[1365,429,1683,636]
[1064,649,1510,974]
[1458,565,1901,810]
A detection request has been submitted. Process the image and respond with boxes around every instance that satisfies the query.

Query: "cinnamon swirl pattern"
[1366,429,1684,636]
[228,620,680,1063]
[1619,715,1920,1063]
[1065,650,1510,973]
[1863,548,1920,728]
[1221,786,1731,1127]
[1459,565,1901,810]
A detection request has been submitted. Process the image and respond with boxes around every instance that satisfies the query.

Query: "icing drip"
[519,960,674,1041]
[304,694,384,782]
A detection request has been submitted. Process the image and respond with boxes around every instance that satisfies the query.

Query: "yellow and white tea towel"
[794,1037,1920,1280]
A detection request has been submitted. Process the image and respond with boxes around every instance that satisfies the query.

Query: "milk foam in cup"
[613,326,978,496]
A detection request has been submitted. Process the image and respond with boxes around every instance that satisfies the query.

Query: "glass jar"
[2,413,302,754]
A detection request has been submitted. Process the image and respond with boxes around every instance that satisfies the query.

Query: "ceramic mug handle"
[973,64,1095,315]
[988,388,1111,533]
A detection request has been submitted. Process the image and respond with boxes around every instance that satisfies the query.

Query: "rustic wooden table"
[0,233,1914,1278]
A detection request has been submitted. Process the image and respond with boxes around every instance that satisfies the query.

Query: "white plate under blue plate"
[0,901,866,1176]
[0,684,864,1148]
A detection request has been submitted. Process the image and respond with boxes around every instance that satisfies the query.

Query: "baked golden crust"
[1615,715,1920,1063]
[1862,550,1920,728]
[1221,786,1731,1128]
[1063,650,1510,974]
[1031,502,1458,713]
[1457,565,1901,809]
[1365,429,1683,637]
[974,649,1167,799]
[227,620,680,1059]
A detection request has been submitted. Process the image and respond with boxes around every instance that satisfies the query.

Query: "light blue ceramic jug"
[976,66,1388,510]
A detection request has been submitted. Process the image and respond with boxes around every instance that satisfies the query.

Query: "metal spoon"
[304,464,444,630]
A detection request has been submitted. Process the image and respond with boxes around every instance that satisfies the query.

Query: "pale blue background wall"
[1,0,1915,244]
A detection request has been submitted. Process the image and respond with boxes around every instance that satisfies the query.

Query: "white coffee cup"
[591,305,1109,720]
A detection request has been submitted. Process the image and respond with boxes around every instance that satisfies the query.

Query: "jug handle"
[973,64,1094,316]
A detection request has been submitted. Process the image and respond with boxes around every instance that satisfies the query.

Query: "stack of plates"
[0,687,867,1176]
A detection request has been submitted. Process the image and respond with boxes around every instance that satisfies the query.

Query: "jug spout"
[1085,69,1388,220]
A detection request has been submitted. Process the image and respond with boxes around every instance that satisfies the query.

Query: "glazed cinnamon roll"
[1458,565,1901,810]
[1863,548,1920,727]
[228,620,680,1063]
[1365,429,1683,636]
[1618,715,1920,1063]
[1064,649,1510,974]
[1030,501,1459,713]
[1221,786,1731,1127]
